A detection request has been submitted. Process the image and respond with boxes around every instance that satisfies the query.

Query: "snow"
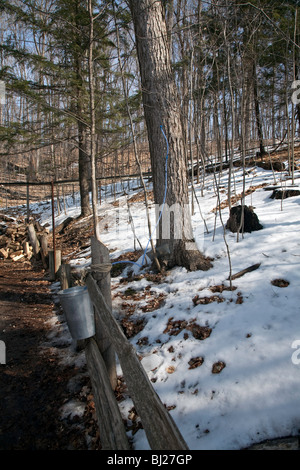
[60,399,86,421]
[29,159,300,450]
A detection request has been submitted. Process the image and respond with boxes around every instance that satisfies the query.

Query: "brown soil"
[0,258,100,450]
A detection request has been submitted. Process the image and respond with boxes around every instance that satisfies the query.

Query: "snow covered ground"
[29,159,300,450]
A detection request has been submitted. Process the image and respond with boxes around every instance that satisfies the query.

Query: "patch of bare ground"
[212,184,268,213]
[127,190,153,204]
[212,145,300,213]
[0,258,100,450]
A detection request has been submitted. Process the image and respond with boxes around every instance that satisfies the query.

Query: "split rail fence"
[1,206,188,450]
[83,237,189,450]
[17,221,188,450]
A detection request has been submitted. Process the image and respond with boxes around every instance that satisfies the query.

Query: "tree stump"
[270,188,300,200]
[226,205,263,233]
[49,249,61,281]
[257,161,285,171]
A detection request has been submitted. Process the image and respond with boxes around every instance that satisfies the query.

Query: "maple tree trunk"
[128,0,212,271]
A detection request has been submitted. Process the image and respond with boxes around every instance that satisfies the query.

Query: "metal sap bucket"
[58,286,95,340]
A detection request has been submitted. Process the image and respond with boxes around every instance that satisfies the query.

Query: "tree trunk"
[88,0,100,239]
[75,43,92,218]
[128,0,212,272]
[78,120,92,217]
[253,60,266,157]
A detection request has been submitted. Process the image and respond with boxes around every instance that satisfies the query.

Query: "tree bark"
[78,120,92,218]
[75,27,92,218]
[128,0,212,272]
[88,0,100,239]
[253,60,266,157]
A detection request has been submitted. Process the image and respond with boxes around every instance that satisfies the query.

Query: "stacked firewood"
[0,214,49,263]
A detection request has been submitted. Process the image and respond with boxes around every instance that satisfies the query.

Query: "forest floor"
[0,258,100,450]
[1,221,299,452]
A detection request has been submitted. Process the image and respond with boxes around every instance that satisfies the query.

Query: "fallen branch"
[55,217,74,235]
[228,263,261,281]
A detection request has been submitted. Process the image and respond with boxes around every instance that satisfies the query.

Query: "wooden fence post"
[90,236,117,391]
[26,178,30,223]
[49,249,61,281]
[39,234,49,269]
[27,223,40,257]
[85,338,130,450]
[59,263,72,290]
[40,234,48,258]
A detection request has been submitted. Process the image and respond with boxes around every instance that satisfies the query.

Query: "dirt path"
[0,258,99,450]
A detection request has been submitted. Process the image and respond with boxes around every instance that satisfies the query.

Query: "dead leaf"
[212,361,226,374]
[186,323,212,340]
[193,294,225,305]
[188,357,204,369]
[271,279,289,288]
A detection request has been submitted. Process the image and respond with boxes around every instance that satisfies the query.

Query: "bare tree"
[127,0,212,271]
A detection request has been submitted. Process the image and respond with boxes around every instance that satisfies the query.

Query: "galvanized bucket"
[58,286,95,340]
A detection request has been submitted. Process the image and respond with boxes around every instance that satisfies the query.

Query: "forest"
[0,1,299,198]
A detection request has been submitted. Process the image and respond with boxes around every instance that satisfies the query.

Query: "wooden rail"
[0,172,152,186]
[85,337,130,450]
[86,273,189,451]
[83,237,189,450]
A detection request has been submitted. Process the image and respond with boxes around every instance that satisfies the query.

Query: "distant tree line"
[0,0,298,267]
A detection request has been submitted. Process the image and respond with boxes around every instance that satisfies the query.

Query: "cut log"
[22,241,31,257]
[0,235,9,248]
[11,254,25,262]
[9,249,23,259]
[39,235,48,257]
[0,214,14,223]
[7,242,21,251]
[0,248,8,259]
[27,223,40,256]
[55,217,73,235]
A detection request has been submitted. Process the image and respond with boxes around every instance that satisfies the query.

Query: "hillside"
[1,147,300,450]
[35,147,300,450]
